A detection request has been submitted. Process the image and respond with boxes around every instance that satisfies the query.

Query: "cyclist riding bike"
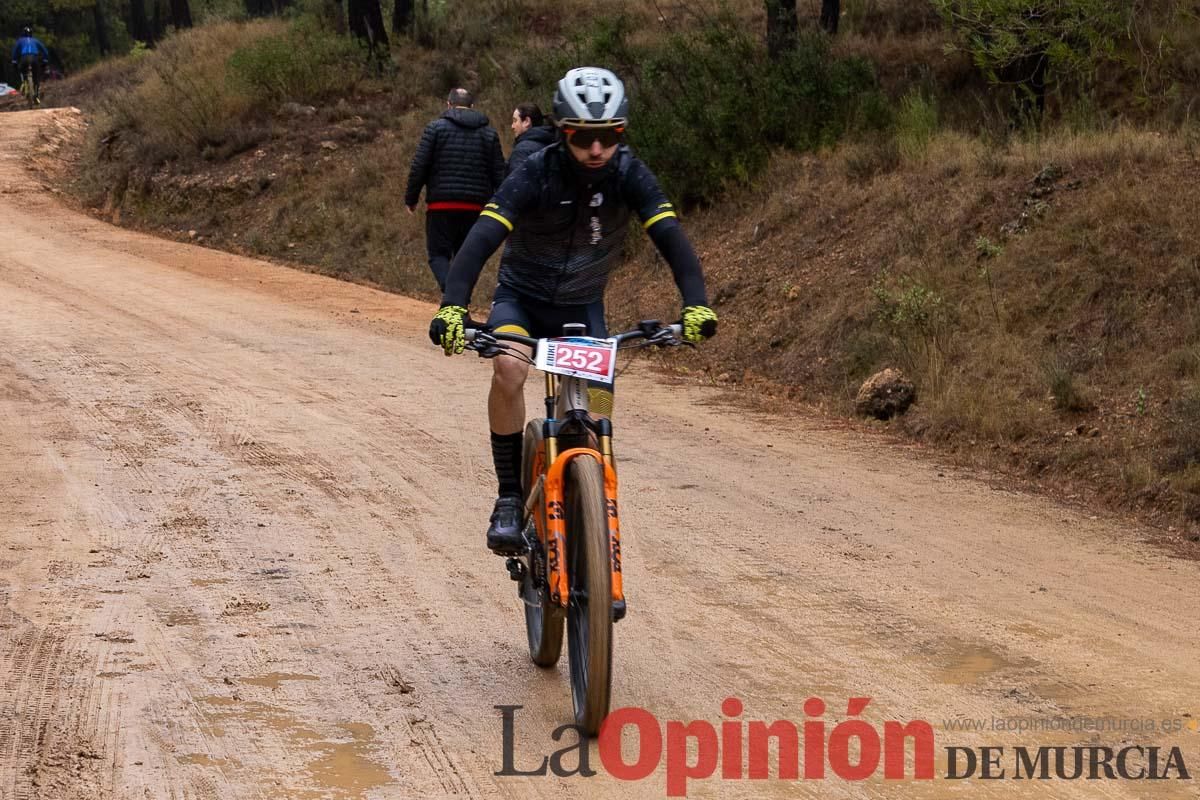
[429,66,719,555]
[11,27,49,105]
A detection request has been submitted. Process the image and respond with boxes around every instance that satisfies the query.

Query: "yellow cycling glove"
[681,305,719,343]
[429,305,468,355]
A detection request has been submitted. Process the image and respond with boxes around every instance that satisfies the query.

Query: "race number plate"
[535,337,618,384]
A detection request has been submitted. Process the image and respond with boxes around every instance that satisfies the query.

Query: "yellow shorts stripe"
[481,210,514,231]
[493,323,530,335]
[643,210,677,229]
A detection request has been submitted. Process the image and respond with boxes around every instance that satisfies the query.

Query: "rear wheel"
[565,456,612,735]
[521,419,563,667]
[22,70,35,109]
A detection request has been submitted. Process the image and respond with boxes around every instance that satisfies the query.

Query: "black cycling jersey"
[441,142,707,309]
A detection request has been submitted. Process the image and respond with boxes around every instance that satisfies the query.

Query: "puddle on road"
[936,642,1018,685]
[178,753,233,768]
[305,723,393,798]
[239,672,320,690]
[196,696,393,798]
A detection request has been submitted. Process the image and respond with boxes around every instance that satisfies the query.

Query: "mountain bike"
[465,320,686,735]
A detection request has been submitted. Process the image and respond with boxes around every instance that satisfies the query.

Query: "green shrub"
[1041,353,1094,412]
[896,89,938,160]
[871,271,955,390]
[227,18,361,106]
[97,23,264,162]
[931,0,1127,100]
[556,12,881,205]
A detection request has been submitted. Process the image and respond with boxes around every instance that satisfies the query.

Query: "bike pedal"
[505,557,526,582]
[611,599,627,622]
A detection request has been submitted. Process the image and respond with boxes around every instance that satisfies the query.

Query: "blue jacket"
[12,36,49,63]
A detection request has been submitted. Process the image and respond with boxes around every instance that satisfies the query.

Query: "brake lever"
[466,332,502,358]
[648,328,690,348]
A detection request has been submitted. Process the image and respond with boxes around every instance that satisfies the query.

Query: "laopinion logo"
[495,698,1193,797]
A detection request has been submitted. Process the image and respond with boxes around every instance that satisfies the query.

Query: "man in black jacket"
[429,67,718,554]
[507,102,555,177]
[405,88,506,292]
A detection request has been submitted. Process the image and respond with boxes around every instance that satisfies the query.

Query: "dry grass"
[102,21,276,158]
[605,123,1200,531]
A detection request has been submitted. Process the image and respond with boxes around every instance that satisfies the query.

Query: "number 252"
[558,347,604,371]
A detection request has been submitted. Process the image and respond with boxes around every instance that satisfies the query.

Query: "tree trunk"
[151,0,166,41]
[129,0,153,44]
[94,1,112,55]
[393,0,413,34]
[765,0,798,60]
[819,0,839,34]
[171,0,193,28]
[347,0,389,48]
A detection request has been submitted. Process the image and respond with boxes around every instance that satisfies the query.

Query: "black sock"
[491,431,523,498]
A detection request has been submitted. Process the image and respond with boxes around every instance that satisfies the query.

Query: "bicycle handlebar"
[465,321,683,348]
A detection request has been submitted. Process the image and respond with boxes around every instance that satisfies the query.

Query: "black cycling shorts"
[487,283,614,415]
[487,283,608,339]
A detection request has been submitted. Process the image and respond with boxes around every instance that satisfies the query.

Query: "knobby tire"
[521,419,563,667]
[565,456,612,735]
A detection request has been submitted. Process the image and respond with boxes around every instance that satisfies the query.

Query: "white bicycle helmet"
[553,67,628,129]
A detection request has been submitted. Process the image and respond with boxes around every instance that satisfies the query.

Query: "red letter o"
[599,707,662,780]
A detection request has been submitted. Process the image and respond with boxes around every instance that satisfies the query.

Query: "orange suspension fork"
[542,448,624,610]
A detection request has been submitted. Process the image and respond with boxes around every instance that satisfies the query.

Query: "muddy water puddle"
[196,693,393,797]
[177,753,233,768]
[238,671,320,690]
[305,723,393,798]
[936,641,1019,685]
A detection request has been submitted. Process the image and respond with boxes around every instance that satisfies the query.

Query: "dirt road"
[0,110,1196,799]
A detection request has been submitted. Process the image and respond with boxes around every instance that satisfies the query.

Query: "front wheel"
[521,419,563,667]
[566,456,612,735]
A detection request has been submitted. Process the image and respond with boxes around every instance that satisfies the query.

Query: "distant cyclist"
[11,26,49,105]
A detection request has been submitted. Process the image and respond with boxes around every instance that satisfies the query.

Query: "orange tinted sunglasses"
[564,127,624,149]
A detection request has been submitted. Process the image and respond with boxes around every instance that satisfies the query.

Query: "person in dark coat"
[405,88,506,292]
[506,102,556,177]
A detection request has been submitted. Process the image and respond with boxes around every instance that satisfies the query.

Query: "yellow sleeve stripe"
[643,210,677,229]
[480,210,514,231]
